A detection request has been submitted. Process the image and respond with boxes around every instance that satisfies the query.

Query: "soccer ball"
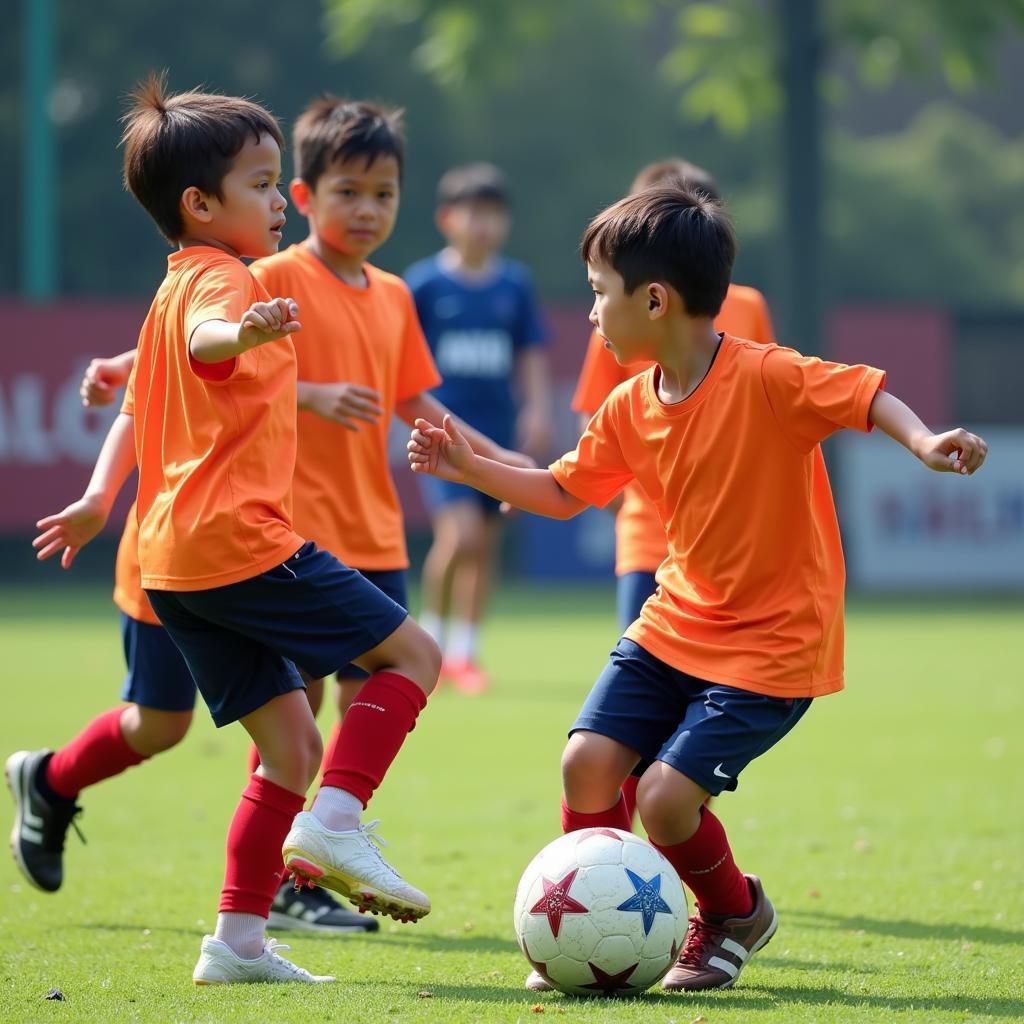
[513,828,688,996]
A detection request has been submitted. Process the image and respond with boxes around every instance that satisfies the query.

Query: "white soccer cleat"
[525,969,553,992]
[192,935,335,985]
[282,813,431,923]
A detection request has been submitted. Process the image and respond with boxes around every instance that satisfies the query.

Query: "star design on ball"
[529,867,589,937]
[582,960,639,995]
[615,868,673,935]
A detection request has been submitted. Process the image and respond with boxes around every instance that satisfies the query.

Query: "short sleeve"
[571,330,629,415]
[186,259,258,383]
[512,269,548,350]
[395,286,442,402]
[549,393,634,508]
[761,346,886,452]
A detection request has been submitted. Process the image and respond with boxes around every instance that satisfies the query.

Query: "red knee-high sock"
[45,707,147,800]
[220,774,305,915]
[319,672,427,806]
[246,743,261,776]
[561,794,632,834]
[620,775,640,824]
[320,722,343,779]
[651,806,753,918]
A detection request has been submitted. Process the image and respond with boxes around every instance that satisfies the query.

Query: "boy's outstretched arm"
[33,412,137,568]
[408,415,585,519]
[869,391,988,475]
[397,393,535,469]
[189,297,301,364]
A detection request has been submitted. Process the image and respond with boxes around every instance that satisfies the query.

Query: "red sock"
[45,707,146,800]
[620,775,640,824]
[246,743,261,776]
[651,807,753,918]
[560,794,632,833]
[319,672,427,806]
[219,774,305,915]
[320,722,343,778]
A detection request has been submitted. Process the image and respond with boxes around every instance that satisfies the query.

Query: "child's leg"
[7,615,195,893]
[636,763,750,917]
[215,690,321,959]
[447,509,500,666]
[559,730,637,831]
[246,673,324,775]
[419,503,464,647]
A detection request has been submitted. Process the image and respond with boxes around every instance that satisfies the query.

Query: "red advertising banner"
[2,303,149,532]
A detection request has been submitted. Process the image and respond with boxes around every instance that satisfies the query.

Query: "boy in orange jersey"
[26,76,441,985]
[14,348,380,935]
[574,158,776,820]
[409,186,988,993]
[249,97,530,918]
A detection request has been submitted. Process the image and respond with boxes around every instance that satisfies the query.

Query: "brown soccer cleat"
[662,874,777,991]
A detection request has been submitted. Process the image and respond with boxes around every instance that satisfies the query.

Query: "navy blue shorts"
[572,638,812,795]
[146,542,408,727]
[333,569,408,682]
[119,613,196,712]
[420,475,501,516]
[616,571,658,632]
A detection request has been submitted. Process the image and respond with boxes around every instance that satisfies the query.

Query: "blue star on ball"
[616,868,672,935]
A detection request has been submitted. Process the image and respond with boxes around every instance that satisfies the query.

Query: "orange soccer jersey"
[123,247,302,591]
[112,504,160,626]
[252,244,441,570]
[552,336,885,699]
[572,284,776,575]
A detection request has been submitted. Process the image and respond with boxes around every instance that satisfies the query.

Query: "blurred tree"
[324,0,1024,350]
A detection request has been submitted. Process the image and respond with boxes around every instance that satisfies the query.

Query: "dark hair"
[121,72,284,242]
[293,96,405,187]
[630,158,721,204]
[581,186,736,317]
[437,162,510,207]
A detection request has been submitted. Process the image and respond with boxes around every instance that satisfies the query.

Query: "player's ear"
[647,283,668,320]
[180,186,213,224]
[289,177,312,214]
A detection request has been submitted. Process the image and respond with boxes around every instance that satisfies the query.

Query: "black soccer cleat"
[267,878,380,934]
[5,749,84,893]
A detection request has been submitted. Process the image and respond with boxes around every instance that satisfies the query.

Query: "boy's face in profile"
[587,260,659,365]
[190,133,288,258]
[437,199,509,259]
[292,154,401,260]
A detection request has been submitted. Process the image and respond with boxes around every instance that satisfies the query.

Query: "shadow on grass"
[303,929,520,956]
[785,907,1024,946]
[405,981,1024,1018]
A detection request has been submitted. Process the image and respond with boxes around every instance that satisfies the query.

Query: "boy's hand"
[80,357,131,407]
[33,495,109,569]
[301,382,384,431]
[914,428,988,475]
[408,415,476,482]
[238,297,301,350]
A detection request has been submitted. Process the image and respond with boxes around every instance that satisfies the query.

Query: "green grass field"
[1,585,1022,1024]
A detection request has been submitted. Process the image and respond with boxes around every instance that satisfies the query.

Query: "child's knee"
[635,770,706,839]
[123,707,193,756]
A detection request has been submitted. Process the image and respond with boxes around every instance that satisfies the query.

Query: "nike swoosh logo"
[713,763,731,779]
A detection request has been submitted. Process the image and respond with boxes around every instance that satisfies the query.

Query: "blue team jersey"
[404,253,547,444]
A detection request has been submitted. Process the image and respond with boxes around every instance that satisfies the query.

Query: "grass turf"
[0,584,1021,1023]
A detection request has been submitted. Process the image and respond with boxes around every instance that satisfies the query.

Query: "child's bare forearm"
[399,393,505,459]
[868,390,930,457]
[85,412,137,511]
[464,459,585,520]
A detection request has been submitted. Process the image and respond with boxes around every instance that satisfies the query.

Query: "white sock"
[447,619,479,663]
[213,912,265,960]
[418,611,445,648]
[310,786,363,832]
